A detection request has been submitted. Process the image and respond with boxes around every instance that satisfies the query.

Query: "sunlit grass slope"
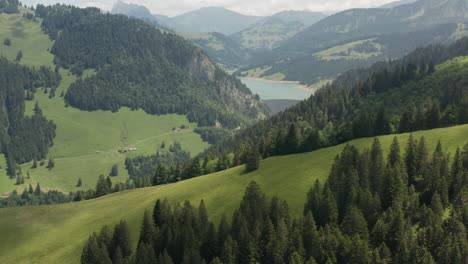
[0,124,466,263]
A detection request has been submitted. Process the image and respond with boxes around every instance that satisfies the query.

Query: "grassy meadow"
[0,124,466,263]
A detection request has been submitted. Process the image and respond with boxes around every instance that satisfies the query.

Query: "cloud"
[21,0,398,16]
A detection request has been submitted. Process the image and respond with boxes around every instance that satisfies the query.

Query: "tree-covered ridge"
[81,137,467,263]
[35,5,267,128]
[0,57,60,171]
[195,37,468,174]
[0,0,18,14]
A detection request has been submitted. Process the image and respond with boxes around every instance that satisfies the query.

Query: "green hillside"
[0,124,466,263]
[0,9,209,193]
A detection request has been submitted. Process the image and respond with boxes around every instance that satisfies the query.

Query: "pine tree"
[77,178,83,187]
[221,236,238,264]
[288,252,304,264]
[399,103,416,132]
[341,207,369,240]
[46,157,55,170]
[34,183,41,195]
[405,135,418,185]
[302,129,321,151]
[245,146,260,172]
[388,137,401,168]
[139,210,157,246]
[112,220,132,259]
[110,164,118,177]
[319,184,338,226]
[285,122,300,154]
[425,100,441,129]
[32,158,37,169]
[370,138,386,194]
[15,50,23,61]
[374,106,392,135]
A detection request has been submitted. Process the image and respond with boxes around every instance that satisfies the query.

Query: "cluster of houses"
[118,147,138,153]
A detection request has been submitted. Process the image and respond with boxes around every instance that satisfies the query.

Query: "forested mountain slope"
[36,5,267,129]
[0,124,466,263]
[239,0,468,84]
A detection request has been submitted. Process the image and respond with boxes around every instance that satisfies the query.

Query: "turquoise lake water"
[240,78,313,100]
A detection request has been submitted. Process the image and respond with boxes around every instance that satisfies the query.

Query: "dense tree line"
[125,143,190,186]
[0,0,18,14]
[194,127,234,145]
[0,58,60,178]
[191,37,468,176]
[34,5,266,129]
[81,137,467,263]
[0,183,72,208]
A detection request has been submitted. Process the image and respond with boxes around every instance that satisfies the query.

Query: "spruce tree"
[112,220,132,259]
[388,137,401,168]
[34,183,41,195]
[139,210,157,246]
[370,138,385,194]
[245,146,260,172]
[341,207,369,240]
[405,135,418,185]
[285,122,300,154]
[46,157,55,170]
[374,106,392,135]
[110,164,118,177]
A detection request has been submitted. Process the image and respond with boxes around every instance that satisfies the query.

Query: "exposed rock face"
[185,51,268,127]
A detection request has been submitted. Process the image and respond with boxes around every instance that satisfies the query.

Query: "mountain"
[231,11,326,50]
[156,7,261,35]
[239,0,468,84]
[181,31,250,69]
[230,17,307,50]
[272,10,327,26]
[110,0,154,22]
[381,0,420,9]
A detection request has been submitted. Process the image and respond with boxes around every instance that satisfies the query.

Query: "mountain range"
[238,0,468,85]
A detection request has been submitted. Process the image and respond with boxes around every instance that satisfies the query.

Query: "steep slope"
[0,124,466,263]
[240,0,468,84]
[37,5,267,129]
[157,7,261,35]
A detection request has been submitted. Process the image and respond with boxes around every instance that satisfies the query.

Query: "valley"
[0,1,467,263]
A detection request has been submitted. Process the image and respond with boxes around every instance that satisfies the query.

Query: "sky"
[21,0,400,16]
